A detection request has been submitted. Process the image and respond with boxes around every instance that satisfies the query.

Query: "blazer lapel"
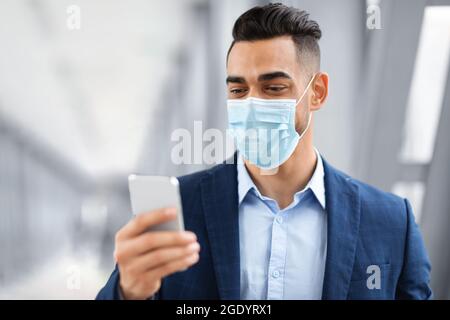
[201,158,241,300]
[321,158,361,300]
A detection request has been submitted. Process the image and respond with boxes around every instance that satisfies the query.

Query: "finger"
[128,242,200,273]
[149,252,200,280]
[117,207,177,240]
[118,230,197,259]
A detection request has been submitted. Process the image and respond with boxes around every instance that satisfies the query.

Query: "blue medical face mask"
[227,76,314,170]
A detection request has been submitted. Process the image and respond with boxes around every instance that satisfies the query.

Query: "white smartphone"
[128,175,184,232]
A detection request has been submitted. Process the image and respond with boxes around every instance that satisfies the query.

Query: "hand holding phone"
[113,176,199,300]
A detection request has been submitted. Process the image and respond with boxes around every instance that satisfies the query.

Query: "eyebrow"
[258,71,292,81]
[226,71,292,84]
[226,76,246,84]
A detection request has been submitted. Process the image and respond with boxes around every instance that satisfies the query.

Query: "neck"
[244,131,317,210]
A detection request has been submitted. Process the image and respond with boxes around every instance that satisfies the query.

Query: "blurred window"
[400,6,450,163]
[394,6,450,221]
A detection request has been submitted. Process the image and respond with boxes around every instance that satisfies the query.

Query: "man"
[97,3,432,300]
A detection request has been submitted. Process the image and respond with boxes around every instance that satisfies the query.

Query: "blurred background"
[0,0,449,299]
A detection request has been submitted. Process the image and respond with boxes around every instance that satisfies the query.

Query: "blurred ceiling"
[0,0,197,179]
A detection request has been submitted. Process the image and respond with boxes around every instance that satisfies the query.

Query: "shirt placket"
[267,212,287,299]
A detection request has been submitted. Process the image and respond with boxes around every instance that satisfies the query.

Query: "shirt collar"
[237,148,326,209]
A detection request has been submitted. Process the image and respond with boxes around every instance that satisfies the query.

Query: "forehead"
[227,36,299,77]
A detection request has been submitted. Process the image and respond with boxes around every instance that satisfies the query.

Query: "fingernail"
[192,253,200,262]
[188,242,200,251]
[184,232,197,241]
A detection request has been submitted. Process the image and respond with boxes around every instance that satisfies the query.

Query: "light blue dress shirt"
[238,149,327,300]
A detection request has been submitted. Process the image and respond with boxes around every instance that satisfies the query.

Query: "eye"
[229,88,247,95]
[266,85,287,92]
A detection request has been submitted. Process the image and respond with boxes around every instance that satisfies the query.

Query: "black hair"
[228,3,322,75]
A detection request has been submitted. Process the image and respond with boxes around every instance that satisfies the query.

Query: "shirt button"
[272,270,280,278]
[276,216,283,224]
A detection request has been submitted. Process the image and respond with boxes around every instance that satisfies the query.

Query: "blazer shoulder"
[177,162,227,187]
[326,162,400,203]
[177,167,209,187]
[346,174,409,227]
[352,176,405,207]
[327,163,408,227]
[177,162,233,205]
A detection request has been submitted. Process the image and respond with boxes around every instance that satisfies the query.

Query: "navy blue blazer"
[96,156,432,300]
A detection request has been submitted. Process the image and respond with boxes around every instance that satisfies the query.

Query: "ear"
[310,72,329,111]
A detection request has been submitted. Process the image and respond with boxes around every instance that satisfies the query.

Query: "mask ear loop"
[295,74,316,140]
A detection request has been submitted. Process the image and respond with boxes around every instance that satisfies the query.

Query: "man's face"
[226,35,314,132]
